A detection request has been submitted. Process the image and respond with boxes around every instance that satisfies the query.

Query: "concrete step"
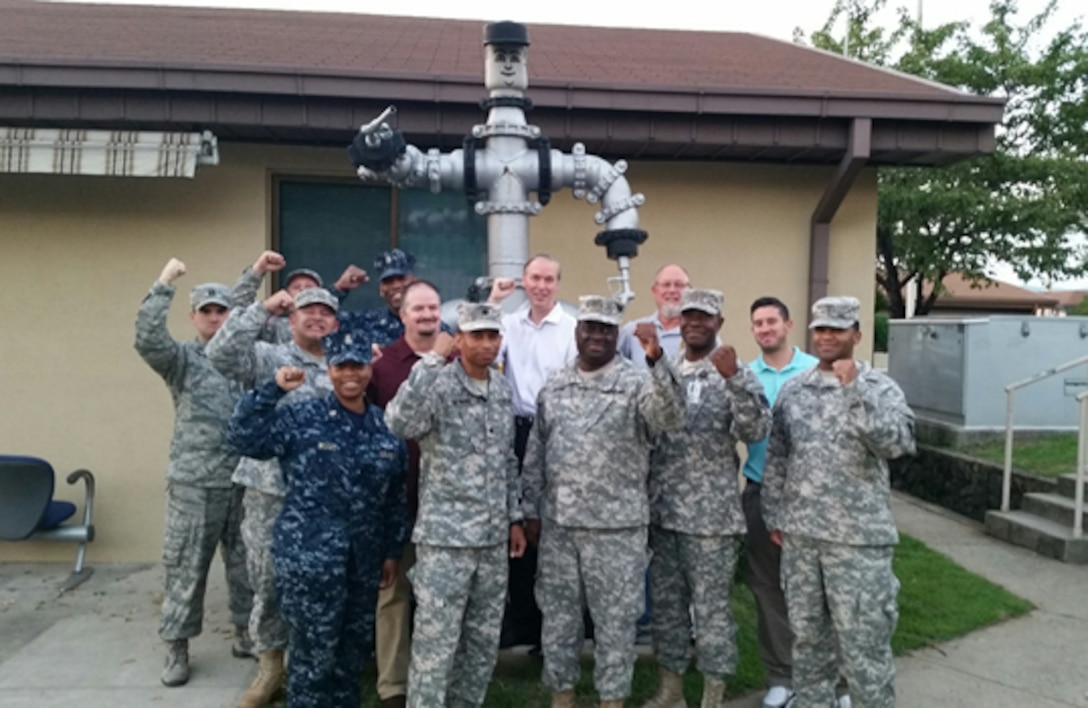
[1022,492,1088,529]
[1056,473,1088,499]
[984,509,1088,564]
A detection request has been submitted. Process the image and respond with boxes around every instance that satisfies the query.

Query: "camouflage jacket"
[134,282,243,488]
[206,301,331,495]
[340,307,405,349]
[384,353,521,547]
[650,354,771,536]
[228,381,408,565]
[522,355,685,528]
[761,361,916,546]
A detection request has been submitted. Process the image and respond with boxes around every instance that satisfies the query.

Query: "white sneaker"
[763,685,795,708]
[836,696,852,708]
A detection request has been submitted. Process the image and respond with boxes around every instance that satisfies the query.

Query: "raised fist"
[832,358,858,385]
[433,331,456,358]
[275,366,305,392]
[334,265,368,292]
[488,277,517,304]
[252,251,285,275]
[263,289,295,317]
[158,258,187,286]
[710,345,739,379]
[634,322,663,362]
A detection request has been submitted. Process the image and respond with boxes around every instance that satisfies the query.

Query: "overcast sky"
[80,0,1086,289]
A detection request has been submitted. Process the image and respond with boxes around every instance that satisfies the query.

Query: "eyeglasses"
[654,281,690,290]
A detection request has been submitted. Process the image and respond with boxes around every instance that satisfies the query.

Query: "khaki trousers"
[376,542,416,699]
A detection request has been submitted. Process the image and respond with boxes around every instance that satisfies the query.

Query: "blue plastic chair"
[0,455,96,592]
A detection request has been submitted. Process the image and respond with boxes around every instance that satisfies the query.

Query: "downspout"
[807,117,872,346]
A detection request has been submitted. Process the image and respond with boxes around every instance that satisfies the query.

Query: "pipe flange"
[587,159,628,205]
[477,123,537,140]
[572,143,588,199]
[474,201,543,216]
[594,193,645,225]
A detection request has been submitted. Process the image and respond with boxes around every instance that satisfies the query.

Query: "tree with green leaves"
[799,0,1088,317]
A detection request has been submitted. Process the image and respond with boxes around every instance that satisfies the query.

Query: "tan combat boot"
[551,689,576,708]
[700,678,726,708]
[643,667,686,708]
[238,649,284,708]
[600,701,626,708]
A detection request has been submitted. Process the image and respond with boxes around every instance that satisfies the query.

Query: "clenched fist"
[334,265,368,292]
[263,289,294,316]
[275,366,305,391]
[252,251,286,275]
[158,258,187,286]
[634,322,663,362]
[433,332,456,358]
[710,345,739,379]
[488,277,517,304]
[831,358,858,385]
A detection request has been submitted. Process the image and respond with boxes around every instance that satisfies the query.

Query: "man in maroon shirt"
[366,279,454,708]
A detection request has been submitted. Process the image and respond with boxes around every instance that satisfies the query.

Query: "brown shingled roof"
[0,0,976,99]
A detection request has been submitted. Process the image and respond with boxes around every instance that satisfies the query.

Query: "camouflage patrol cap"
[283,268,323,288]
[189,283,231,311]
[322,329,372,366]
[294,287,339,313]
[809,295,861,330]
[457,302,504,333]
[577,295,622,327]
[680,288,724,316]
[374,248,416,282]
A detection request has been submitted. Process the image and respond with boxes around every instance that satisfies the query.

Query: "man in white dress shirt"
[488,253,577,648]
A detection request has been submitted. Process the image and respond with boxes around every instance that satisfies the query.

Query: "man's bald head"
[651,264,691,318]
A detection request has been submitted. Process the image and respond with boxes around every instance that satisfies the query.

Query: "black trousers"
[500,416,544,648]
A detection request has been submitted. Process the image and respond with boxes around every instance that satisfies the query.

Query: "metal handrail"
[1074,391,1087,538]
[1002,353,1088,514]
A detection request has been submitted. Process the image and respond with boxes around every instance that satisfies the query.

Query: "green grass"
[958,433,1077,478]
[335,533,1033,707]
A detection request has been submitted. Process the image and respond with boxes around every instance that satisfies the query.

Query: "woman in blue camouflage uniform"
[228,329,407,708]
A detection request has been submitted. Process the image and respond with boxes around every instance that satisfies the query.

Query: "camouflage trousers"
[274,533,381,708]
[782,535,899,708]
[536,522,648,701]
[406,543,508,708]
[159,483,251,641]
[241,487,288,652]
[649,526,739,680]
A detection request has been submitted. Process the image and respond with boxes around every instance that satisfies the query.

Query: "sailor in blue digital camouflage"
[522,295,685,708]
[340,248,419,347]
[762,296,916,708]
[228,250,368,344]
[227,328,407,708]
[206,284,341,707]
[384,302,527,708]
[133,258,253,688]
[645,288,771,708]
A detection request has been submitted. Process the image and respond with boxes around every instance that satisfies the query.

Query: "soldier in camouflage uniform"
[340,248,420,347]
[645,288,771,708]
[206,285,341,708]
[227,329,407,708]
[522,295,685,708]
[229,249,367,344]
[384,302,527,708]
[133,258,253,688]
[762,296,915,708]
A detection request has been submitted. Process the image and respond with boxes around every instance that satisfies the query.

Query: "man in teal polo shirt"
[742,296,817,708]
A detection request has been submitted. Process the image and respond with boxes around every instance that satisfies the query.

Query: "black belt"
[515,416,534,428]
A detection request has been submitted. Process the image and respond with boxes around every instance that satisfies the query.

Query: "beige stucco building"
[0,1,1000,562]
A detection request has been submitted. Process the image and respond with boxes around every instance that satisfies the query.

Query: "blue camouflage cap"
[577,295,623,327]
[189,283,231,311]
[294,287,339,313]
[374,248,416,282]
[809,296,861,329]
[322,329,373,366]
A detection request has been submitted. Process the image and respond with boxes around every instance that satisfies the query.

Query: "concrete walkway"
[1,492,1086,707]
